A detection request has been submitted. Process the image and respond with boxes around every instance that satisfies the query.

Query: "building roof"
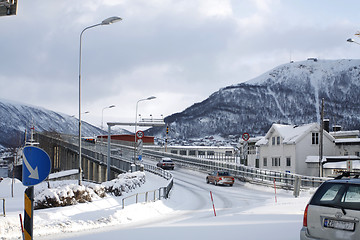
[256,122,334,145]
[306,155,360,163]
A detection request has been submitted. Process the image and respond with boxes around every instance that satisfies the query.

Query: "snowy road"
[50,164,309,240]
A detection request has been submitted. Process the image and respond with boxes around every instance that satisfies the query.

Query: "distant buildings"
[239,122,360,177]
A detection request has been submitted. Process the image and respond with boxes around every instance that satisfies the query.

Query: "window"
[277,136,280,145]
[198,151,205,156]
[207,151,215,156]
[189,150,196,156]
[272,137,276,145]
[263,157,267,167]
[286,157,291,167]
[171,150,178,154]
[179,150,187,155]
[312,132,319,144]
[272,157,280,166]
[356,152,360,157]
[225,151,233,156]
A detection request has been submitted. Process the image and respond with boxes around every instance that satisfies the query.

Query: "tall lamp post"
[78,16,122,185]
[133,96,156,162]
[101,105,116,130]
[347,38,360,45]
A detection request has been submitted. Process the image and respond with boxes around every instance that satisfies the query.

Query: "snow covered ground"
[0,167,314,240]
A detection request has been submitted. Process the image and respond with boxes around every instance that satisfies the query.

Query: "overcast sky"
[1,0,359,131]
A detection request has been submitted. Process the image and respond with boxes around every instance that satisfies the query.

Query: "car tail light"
[303,204,309,227]
[219,177,222,180]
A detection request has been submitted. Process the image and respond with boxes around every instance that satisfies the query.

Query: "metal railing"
[37,133,174,203]
[121,163,173,209]
[143,148,328,189]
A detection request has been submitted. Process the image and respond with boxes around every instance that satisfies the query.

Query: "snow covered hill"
[148,59,360,139]
[0,99,104,148]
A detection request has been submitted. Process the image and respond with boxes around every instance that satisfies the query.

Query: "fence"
[37,133,175,206]
[143,148,328,189]
[121,163,173,209]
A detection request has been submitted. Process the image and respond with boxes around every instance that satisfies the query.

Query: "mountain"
[0,99,104,148]
[147,59,360,139]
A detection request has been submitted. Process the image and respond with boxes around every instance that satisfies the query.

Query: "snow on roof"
[323,160,360,169]
[330,130,360,138]
[306,155,360,163]
[257,122,319,145]
[335,138,360,144]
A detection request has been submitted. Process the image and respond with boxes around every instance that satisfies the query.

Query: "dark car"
[300,172,360,240]
[206,171,234,186]
[156,157,175,170]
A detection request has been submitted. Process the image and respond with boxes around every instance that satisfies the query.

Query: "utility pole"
[319,98,324,177]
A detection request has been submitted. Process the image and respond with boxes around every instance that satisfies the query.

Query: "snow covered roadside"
[0,169,314,240]
[0,171,169,240]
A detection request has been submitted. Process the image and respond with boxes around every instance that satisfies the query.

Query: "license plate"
[324,219,355,231]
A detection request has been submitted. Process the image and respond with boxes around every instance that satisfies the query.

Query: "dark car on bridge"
[206,171,234,186]
[156,157,175,170]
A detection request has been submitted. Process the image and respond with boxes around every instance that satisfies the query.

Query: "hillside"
[147,59,360,139]
[0,99,104,148]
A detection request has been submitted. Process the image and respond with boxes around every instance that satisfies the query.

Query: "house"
[254,123,337,176]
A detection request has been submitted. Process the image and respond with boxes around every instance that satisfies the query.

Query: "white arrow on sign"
[23,156,39,179]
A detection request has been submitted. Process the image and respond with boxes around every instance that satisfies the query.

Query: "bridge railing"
[37,133,174,203]
[142,148,328,189]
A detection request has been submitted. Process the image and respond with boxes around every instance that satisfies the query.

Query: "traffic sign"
[136,130,144,139]
[242,132,250,141]
[22,146,51,186]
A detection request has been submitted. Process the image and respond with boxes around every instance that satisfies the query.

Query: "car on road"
[206,171,234,186]
[300,172,360,240]
[156,157,175,170]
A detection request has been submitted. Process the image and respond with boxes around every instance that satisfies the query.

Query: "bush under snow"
[34,171,146,209]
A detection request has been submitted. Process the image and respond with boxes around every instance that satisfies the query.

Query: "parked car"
[300,172,360,240]
[156,157,175,170]
[206,171,234,186]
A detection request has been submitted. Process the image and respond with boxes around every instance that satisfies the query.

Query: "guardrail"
[143,148,328,189]
[0,198,5,217]
[122,163,173,209]
[38,133,174,205]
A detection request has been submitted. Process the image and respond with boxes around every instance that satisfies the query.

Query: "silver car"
[300,174,360,240]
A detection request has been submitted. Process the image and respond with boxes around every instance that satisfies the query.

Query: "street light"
[347,38,360,45]
[133,96,156,162]
[78,16,122,185]
[101,105,116,130]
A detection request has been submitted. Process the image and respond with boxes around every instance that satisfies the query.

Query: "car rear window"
[310,182,360,211]
[218,172,230,176]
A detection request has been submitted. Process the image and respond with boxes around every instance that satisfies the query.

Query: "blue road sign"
[22,146,51,186]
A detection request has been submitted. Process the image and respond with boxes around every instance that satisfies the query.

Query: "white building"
[256,123,337,176]
[239,122,360,177]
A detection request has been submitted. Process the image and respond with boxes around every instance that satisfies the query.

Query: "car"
[156,157,175,170]
[300,172,360,240]
[206,171,234,186]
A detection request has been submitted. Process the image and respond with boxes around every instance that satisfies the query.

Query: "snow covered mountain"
[0,99,104,148]
[148,59,360,139]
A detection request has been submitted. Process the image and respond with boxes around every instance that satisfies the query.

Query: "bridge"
[35,131,329,193]
[37,131,142,182]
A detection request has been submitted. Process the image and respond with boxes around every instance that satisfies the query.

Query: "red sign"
[136,130,144,139]
[242,132,250,141]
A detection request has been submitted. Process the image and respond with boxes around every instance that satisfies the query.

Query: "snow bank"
[34,171,145,209]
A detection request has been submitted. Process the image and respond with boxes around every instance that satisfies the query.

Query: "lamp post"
[78,16,122,185]
[101,105,116,130]
[347,38,360,45]
[133,96,156,162]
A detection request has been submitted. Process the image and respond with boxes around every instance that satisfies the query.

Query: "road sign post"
[22,146,51,240]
